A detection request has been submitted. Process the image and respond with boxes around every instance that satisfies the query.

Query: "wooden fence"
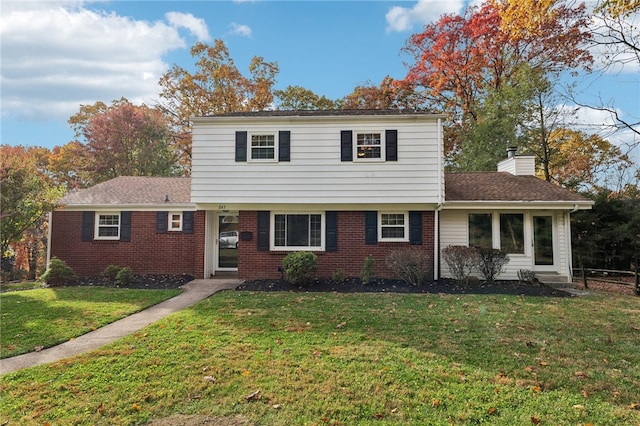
[573,268,639,295]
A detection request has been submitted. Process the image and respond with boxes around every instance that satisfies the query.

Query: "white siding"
[439,211,468,278]
[191,116,443,206]
[497,156,536,176]
[440,209,572,281]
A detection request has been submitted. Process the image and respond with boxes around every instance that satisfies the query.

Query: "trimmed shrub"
[40,257,76,287]
[331,269,347,285]
[101,264,122,280]
[518,269,537,283]
[282,251,318,285]
[115,266,133,286]
[441,245,479,285]
[386,247,432,286]
[476,247,510,283]
[360,255,376,285]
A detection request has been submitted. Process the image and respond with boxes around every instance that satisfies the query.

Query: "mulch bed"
[68,274,195,290]
[236,277,574,297]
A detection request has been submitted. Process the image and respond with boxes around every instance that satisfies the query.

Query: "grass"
[1,290,639,425]
[0,286,181,358]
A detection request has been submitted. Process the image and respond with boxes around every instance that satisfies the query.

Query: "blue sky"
[1,0,638,158]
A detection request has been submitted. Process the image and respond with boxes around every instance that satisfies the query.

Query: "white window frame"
[168,212,183,232]
[378,212,408,242]
[271,212,325,251]
[354,131,385,162]
[249,132,278,162]
[94,212,120,240]
[467,211,528,256]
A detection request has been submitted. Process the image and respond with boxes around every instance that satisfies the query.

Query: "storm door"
[217,214,238,270]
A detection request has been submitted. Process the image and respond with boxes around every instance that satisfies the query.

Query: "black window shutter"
[81,211,94,242]
[365,211,378,245]
[183,211,194,234]
[386,129,398,161]
[340,130,353,162]
[156,211,168,234]
[257,211,270,251]
[409,211,423,245]
[326,211,338,252]
[278,130,291,162]
[235,131,248,162]
[120,211,131,242]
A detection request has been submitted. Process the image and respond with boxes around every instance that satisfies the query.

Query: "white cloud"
[386,0,464,32]
[166,11,211,41]
[228,22,253,37]
[0,2,209,122]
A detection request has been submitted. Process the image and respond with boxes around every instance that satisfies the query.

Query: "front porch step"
[535,272,573,288]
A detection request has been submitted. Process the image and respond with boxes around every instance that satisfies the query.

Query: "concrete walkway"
[0,279,242,375]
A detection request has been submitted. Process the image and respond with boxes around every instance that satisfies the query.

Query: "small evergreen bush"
[101,264,122,280]
[115,266,133,286]
[40,257,77,287]
[282,251,317,285]
[476,247,510,283]
[331,269,347,284]
[360,255,376,285]
[386,247,432,286]
[441,245,479,285]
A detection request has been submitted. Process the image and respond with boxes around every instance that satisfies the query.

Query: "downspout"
[434,203,442,281]
[434,117,444,281]
[46,211,53,270]
[566,205,579,283]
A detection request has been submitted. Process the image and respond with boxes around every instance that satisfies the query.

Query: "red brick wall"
[237,211,435,280]
[50,210,204,277]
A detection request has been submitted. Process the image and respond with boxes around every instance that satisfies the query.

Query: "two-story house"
[48,110,592,283]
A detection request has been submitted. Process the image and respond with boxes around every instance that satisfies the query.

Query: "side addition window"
[500,213,524,254]
[250,133,276,161]
[379,212,408,241]
[168,212,183,232]
[95,213,120,240]
[468,213,492,248]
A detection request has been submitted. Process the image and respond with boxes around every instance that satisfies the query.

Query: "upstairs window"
[379,212,408,241]
[168,212,183,231]
[250,133,276,160]
[273,213,323,250]
[356,132,382,160]
[95,213,120,240]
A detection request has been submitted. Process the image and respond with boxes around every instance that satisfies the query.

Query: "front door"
[217,213,238,270]
[533,215,555,269]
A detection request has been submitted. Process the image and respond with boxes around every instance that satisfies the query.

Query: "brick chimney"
[497,147,535,176]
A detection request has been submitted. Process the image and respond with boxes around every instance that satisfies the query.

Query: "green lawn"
[1,290,639,425]
[0,286,181,358]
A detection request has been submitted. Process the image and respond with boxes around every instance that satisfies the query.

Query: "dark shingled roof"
[444,172,590,202]
[59,176,191,206]
[58,173,590,207]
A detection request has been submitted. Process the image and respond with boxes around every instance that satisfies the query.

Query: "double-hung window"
[168,212,183,231]
[356,132,382,160]
[95,212,120,240]
[273,213,323,250]
[250,133,276,160]
[379,212,408,241]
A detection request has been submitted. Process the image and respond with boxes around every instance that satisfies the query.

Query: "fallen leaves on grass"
[244,390,261,401]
